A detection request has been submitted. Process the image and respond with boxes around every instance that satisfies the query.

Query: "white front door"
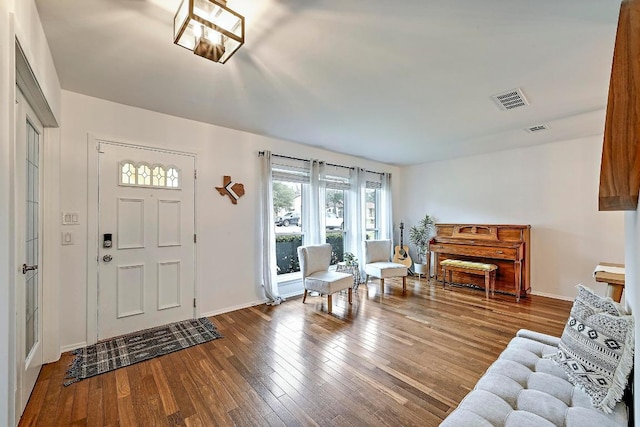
[98,141,196,340]
[15,89,43,415]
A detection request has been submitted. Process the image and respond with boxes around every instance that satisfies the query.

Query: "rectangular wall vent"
[526,124,549,133]
[491,88,529,110]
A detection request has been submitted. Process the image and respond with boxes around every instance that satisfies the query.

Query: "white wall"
[398,136,624,300]
[58,90,400,350]
[12,0,61,120]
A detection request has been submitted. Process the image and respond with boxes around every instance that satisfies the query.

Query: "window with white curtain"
[272,158,309,277]
[269,155,389,287]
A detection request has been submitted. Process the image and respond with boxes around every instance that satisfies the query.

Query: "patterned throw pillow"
[550,285,634,413]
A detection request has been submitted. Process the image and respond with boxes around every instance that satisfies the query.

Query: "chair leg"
[380,278,385,294]
[302,289,308,303]
[491,271,496,296]
[327,294,332,313]
[402,276,407,295]
[442,267,447,289]
[484,272,489,299]
[348,288,352,304]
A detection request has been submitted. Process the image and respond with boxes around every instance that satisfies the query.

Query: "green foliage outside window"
[272,182,296,216]
[275,232,344,274]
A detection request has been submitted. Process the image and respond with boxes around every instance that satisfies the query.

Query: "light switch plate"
[62,211,80,225]
[61,231,74,245]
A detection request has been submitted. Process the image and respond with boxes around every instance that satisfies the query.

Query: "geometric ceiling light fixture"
[174,0,245,64]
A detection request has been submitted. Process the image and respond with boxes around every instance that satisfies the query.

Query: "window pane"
[365,188,378,240]
[273,181,303,274]
[120,161,180,189]
[167,167,180,188]
[325,188,345,265]
[152,166,166,187]
[137,164,151,186]
[121,162,136,185]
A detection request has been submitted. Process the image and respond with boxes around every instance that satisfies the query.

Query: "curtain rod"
[258,151,384,176]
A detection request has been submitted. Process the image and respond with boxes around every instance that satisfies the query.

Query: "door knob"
[22,264,38,274]
[103,255,113,263]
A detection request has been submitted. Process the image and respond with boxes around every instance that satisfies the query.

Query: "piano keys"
[427,224,531,301]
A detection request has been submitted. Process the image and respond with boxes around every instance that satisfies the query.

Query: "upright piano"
[427,224,531,300]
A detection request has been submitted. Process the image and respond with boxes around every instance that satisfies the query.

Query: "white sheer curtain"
[379,172,394,241]
[345,167,367,277]
[259,151,283,305]
[302,160,326,245]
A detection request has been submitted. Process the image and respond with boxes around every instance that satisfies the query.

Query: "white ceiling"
[35,0,622,166]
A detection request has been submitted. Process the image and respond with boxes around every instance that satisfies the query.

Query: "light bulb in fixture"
[174,0,244,64]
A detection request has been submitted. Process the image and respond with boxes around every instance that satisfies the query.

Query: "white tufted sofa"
[440,329,629,427]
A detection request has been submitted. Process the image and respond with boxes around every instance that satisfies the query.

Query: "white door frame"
[86,135,198,345]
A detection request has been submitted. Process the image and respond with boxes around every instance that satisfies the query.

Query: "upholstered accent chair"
[297,243,353,313]
[363,240,408,295]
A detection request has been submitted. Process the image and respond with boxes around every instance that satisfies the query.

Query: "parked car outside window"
[275,212,300,227]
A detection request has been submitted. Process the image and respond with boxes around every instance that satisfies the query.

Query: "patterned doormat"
[64,317,222,386]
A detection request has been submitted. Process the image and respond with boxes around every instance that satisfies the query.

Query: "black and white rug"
[64,317,222,386]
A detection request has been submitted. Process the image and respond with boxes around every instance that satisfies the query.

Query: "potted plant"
[343,252,358,267]
[408,214,436,277]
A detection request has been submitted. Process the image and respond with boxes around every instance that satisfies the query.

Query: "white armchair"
[363,240,408,295]
[297,244,353,313]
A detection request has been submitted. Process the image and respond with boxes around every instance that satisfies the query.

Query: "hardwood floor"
[19,277,572,426]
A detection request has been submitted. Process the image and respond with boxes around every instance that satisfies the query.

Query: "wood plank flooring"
[19,277,572,426]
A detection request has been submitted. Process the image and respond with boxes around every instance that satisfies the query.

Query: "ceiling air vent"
[525,124,549,133]
[491,88,529,111]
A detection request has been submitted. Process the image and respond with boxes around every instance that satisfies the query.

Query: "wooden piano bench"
[440,259,497,299]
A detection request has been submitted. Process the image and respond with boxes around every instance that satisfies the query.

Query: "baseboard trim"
[60,342,87,354]
[201,298,270,318]
[530,291,574,302]
[280,289,305,299]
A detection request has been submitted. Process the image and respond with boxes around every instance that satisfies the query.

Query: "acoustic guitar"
[393,222,413,268]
